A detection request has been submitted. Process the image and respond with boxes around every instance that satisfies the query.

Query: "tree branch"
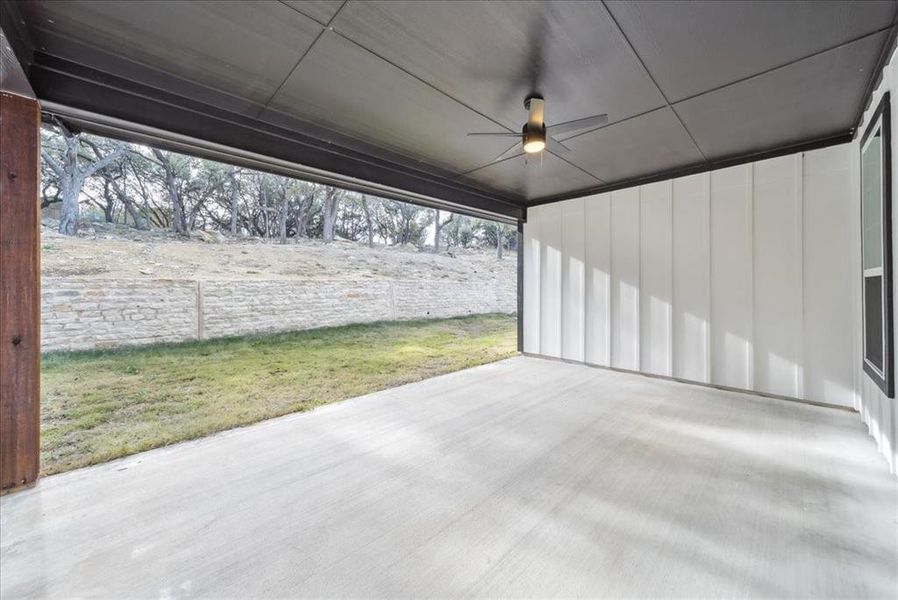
[40,149,64,178]
[83,143,127,178]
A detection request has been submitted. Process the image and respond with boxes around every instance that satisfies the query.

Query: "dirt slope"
[40,220,516,283]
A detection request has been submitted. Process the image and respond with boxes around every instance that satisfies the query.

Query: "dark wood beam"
[0,91,41,492]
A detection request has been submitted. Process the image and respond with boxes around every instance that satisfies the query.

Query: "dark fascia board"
[24,53,525,222]
[854,23,898,138]
[527,130,853,207]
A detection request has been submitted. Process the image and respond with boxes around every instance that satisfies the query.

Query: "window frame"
[861,91,894,398]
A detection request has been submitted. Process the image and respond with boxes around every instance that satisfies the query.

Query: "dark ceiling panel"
[674,31,888,159]
[605,0,896,102]
[331,0,665,131]
[266,31,523,174]
[280,1,344,25]
[22,0,322,104]
[561,108,705,184]
[460,153,601,203]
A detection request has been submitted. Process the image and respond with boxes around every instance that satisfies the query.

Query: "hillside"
[40,220,516,284]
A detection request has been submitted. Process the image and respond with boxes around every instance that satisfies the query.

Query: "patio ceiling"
[4,1,897,219]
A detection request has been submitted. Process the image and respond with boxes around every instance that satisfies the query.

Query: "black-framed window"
[861,92,894,398]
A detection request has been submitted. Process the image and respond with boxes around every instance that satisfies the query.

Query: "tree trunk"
[58,183,81,235]
[279,197,288,244]
[322,189,339,243]
[296,198,307,238]
[229,172,239,236]
[496,224,504,259]
[433,209,453,254]
[152,149,186,235]
[57,131,82,235]
[111,175,147,230]
[362,195,374,247]
[261,187,269,238]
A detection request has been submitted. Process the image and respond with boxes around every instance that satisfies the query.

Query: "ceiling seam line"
[668,106,707,162]
[451,152,525,178]
[672,24,897,107]
[275,0,334,26]
[328,30,517,135]
[255,0,350,119]
[600,0,708,164]
[555,105,667,144]
[552,152,606,184]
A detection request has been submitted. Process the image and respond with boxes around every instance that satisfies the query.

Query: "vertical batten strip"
[747,163,756,391]
[795,153,805,400]
[666,180,675,376]
[705,173,713,383]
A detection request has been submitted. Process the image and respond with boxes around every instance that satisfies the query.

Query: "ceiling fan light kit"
[522,128,546,154]
[467,94,608,162]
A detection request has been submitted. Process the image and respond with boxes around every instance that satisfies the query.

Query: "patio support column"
[0,90,41,492]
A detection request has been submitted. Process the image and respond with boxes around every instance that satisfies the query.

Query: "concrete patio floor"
[1,356,896,598]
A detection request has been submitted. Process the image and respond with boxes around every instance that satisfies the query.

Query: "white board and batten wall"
[523,143,888,470]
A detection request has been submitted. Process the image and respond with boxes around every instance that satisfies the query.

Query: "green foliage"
[40,314,517,476]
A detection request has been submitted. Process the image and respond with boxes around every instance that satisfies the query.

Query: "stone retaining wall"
[41,277,515,352]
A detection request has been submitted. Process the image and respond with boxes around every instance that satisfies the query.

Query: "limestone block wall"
[41,279,199,351]
[41,277,515,352]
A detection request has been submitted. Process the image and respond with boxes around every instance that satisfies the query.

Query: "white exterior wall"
[853,46,898,476]
[524,144,866,452]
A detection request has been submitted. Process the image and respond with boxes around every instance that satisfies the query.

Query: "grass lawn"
[40,313,516,476]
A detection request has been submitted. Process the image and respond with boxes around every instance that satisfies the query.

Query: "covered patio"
[2,1,898,597]
[3,357,896,598]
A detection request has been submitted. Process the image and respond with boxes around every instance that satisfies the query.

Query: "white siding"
[672,173,711,383]
[611,189,641,371]
[538,202,562,358]
[561,198,585,361]
[640,181,673,376]
[522,208,541,354]
[710,164,754,390]
[752,155,803,399]
[584,194,612,366]
[803,145,855,407]
[523,146,857,414]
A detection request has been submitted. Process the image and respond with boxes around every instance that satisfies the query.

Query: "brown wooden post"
[0,91,41,492]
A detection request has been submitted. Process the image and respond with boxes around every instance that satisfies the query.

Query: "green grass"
[40,313,517,476]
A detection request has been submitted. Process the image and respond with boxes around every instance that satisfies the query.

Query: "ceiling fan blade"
[546,136,570,155]
[494,141,523,161]
[547,114,609,135]
[467,132,522,137]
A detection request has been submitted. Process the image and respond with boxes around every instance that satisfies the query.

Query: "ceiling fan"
[467,94,608,162]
